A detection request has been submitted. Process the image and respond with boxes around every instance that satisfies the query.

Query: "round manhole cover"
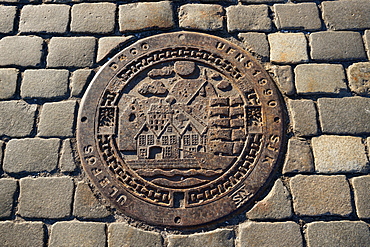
[77,32,286,227]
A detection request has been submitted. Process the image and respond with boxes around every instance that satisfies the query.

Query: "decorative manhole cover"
[77,32,285,227]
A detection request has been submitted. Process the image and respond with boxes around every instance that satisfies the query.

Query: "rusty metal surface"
[76,32,286,227]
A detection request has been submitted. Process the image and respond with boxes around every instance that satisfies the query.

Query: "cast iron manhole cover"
[77,32,285,227]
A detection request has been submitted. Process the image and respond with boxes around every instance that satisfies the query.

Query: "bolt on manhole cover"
[77,31,286,227]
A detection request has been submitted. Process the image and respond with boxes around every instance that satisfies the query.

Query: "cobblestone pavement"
[0,0,370,246]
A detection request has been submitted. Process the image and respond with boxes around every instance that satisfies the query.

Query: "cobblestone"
[38,100,77,137]
[47,37,96,68]
[238,222,303,247]
[310,31,366,61]
[241,0,283,3]
[0,68,18,99]
[0,100,37,137]
[269,33,308,64]
[322,0,370,31]
[288,99,318,137]
[283,138,314,174]
[312,135,368,174]
[365,30,370,59]
[97,36,133,63]
[0,221,44,247]
[49,222,106,247]
[238,32,269,60]
[119,2,174,32]
[0,179,17,218]
[317,97,370,135]
[271,65,295,95]
[71,3,116,34]
[274,3,321,31]
[179,4,224,31]
[0,6,16,34]
[352,175,370,218]
[59,139,76,172]
[70,69,94,97]
[294,64,347,94]
[306,221,370,247]
[168,229,234,247]
[19,4,70,33]
[21,69,69,99]
[0,36,43,67]
[226,5,271,33]
[108,223,162,247]
[348,62,370,96]
[19,177,73,218]
[290,175,352,216]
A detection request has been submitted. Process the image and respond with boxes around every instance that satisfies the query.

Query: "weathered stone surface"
[226,5,272,32]
[108,223,162,247]
[3,138,59,173]
[97,36,133,63]
[168,229,234,247]
[239,222,303,247]
[74,182,110,219]
[0,36,43,67]
[241,0,282,3]
[0,6,16,34]
[0,68,18,99]
[290,175,352,216]
[0,140,3,169]
[71,3,116,34]
[283,138,314,174]
[317,97,370,135]
[322,0,370,30]
[247,179,292,220]
[19,177,73,218]
[295,64,347,94]
[38,100,77,137]
[348,62,370,96]
[288,99,318,136]
[274,3,321,31]
[0,101,37,137]
[179,4,224,31]
[271,65,295,95]
[47,37,96,68]
[352,175,370,218]
[19,4,69,33]
[59,139,76,172]
[71,69,94,97]
[0,221,44,247]
[269,33,308,64]
[119,2,174,32]
[365,30,370,59]
[306,221,370,247]
[310,31,366,61]
[312,135,368,174]
[49,222,106,247]
[21,69,69,99]
[0,179,17,218]
[238,32,269,60]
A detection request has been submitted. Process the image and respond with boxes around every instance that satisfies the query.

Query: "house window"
[139,148,147,158]
[164,147,172,157]
[170,135,177,145]
[184,135,190,146]
[147,135,154,145]
[190,147,196,152]
[162,136,168,145]
[192,134,199,145]
[139,135,146,146]
[167,126,172,132]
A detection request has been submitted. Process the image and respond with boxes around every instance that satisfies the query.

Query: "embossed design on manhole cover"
[77,32,286,227]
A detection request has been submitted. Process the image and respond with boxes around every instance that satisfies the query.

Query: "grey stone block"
[3,138,60,173]
[0,6,16,34]
[70,69,94,97]
[226,5,272,32]
[322,0,370,30]
[0,221,44,247]
[238,222,303,247]
[288,99,318,136]
[168,229,233,247]
[290,175,352,217]
[0,36,43,67]
[274,3,321,31]
[179,4,224,31]
[47,37,96,68]
[271,65,295,95]
[71,3,116,34]
[352,175,370,218]
[306,221,370,247]
[0,179,17,218]
[348,62,370,96]
[312,135,368,174]
[19,4,70,33]
[97,36,133,63]
[19,177,73,218]
[365,30,370,59]
[241,0,282,2]
[119,2,174,32]
[317,97,370,135]
[49,222,106,247]
[238,32,269,60]
[38,100,77,138]
[21,69,69,99]
[0,100,37,137]
[0,140,3,169]
[0,68,18,99]
[310,31,366,61]
[108,223,162,247]
[246,179,292,220]
[59,139,76,172]
[283,138,314,174]
[269,33,308,64]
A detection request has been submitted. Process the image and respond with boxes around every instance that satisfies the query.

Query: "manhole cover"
[77,32,286,227]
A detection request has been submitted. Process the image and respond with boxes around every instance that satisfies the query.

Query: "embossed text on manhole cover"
[77,32,286,227]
